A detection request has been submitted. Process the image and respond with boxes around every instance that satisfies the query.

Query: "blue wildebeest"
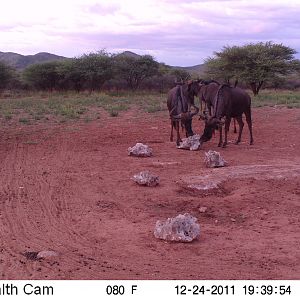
[198,81,254,147]
[198,80,237,133]
[167,80,200,145]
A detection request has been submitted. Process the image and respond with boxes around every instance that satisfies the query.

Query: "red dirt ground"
[0,107,299,280]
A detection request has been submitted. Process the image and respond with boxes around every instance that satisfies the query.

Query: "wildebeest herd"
[167,79,254,148]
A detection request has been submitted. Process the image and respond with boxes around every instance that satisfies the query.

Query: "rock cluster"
[154,213,200,242]
[177,134,201,151]
[128,143,153,157]
[204,150,227,168]
[132,170,159,187]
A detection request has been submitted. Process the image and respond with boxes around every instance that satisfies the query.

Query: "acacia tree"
[23,50,114,92]
[205,42,299,95]
[58,58,85,92]
[0,61,15,92]
[77,51,114,92]
[171,68,191,82]
[58,51,114,92]
[23,61,63,91]
[114,55,159,90]
[205,46,244,86]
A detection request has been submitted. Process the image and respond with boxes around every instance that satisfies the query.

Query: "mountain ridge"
[0,50,204,74]
[0,51,67,70]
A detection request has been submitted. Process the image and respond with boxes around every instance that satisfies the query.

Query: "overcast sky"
[1,0,300,66]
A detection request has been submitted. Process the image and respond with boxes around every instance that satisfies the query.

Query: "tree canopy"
[23,61,62,91]
[205,42,299,95]
[114,54,159,90]
[0,61,15,91]
[23,51,114,92]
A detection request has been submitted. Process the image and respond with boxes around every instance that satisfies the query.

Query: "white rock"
[204,150,227,168]
[182,164,300,193]
[132,171,159,187]
[177,134,201,151]
[199,206,208,213]
[37,250,59,259]
[128,143,153,157]
[154,213,200,242]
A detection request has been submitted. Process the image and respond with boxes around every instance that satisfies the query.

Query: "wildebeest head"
[186,79,202,105]
[197,79,221,101]
[171,80,202,120]
[199,116,224,143]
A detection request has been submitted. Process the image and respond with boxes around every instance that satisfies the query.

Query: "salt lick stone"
[177,134,201,151]
[132,170,159,187]
[37,250,59,259]
[182,164,300,191]
[128,143,153,157]
[204,150,227,168]
[154,213,200,242]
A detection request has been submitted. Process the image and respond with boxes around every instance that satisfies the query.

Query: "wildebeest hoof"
[217,143,222,147]
[222,143,227,148]
[235,140,240,145]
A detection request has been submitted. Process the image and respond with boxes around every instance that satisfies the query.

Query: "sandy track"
[0,107,299,279]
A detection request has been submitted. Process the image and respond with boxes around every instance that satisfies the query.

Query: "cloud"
[1,0,300,65]
[88,2,120,15]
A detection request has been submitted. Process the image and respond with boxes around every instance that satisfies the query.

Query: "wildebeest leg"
[235,116,244,144]
[176,121,182,146]
[170,120,174,142]
[223,117,231,148]
[184,119,194,137]
[233,118,237,133]
[218,126,223,147]
[245,110,254,145]
[180,121,186,136]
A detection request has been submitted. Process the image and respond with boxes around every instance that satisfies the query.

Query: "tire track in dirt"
[0,108,299,279]
[0,130,101,278]
[0,125,138,279]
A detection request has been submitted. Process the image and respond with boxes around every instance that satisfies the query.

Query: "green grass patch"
[252,90,300,108]
[1,89,298,124]
[0,91,166,123]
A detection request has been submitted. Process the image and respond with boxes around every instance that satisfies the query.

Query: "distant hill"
[0,50,205,75]
[172,64,206,76]
[115,51,206,76]
[0,51,67,70]
[115,50,141,59]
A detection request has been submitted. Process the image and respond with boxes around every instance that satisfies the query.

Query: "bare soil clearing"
[0,107,299,280]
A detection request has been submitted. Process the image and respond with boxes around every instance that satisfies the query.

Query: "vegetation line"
[0,90,299,125]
